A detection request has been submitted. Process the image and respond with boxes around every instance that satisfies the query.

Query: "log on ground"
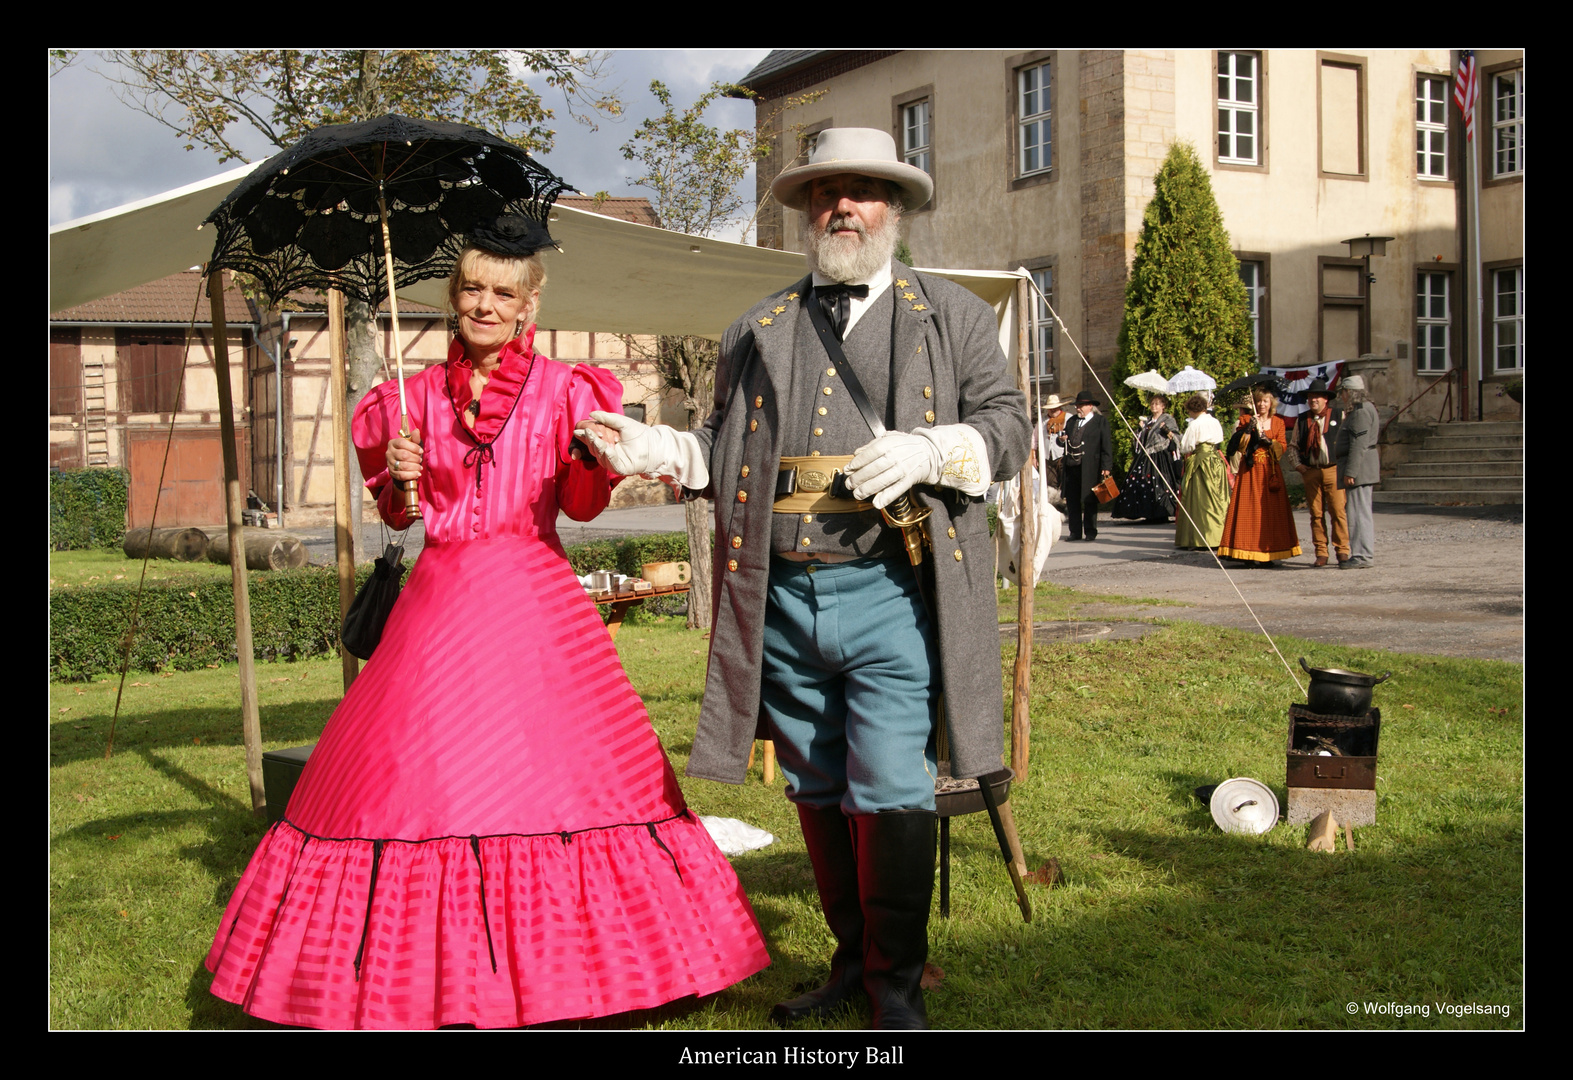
[123,527,211,562]
[206,528,308,571]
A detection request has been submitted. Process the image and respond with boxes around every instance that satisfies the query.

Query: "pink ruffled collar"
[445,327,538,444]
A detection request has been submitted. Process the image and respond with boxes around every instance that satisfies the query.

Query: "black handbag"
[340,542,408,660]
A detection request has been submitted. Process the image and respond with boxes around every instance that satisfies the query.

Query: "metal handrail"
[1381,366,1457,439]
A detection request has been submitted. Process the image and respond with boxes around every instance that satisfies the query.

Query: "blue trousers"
[761,557,939,815]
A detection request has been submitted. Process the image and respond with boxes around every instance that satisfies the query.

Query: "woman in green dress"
[1174,394,1230,549]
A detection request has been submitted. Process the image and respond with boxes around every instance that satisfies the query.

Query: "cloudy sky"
[48,49,773,234]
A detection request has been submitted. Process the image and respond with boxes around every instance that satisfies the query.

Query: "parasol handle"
[377,183,420,520]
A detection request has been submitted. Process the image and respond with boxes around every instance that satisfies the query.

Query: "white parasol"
[1167,365,1217,393]
[1123,369,1171,394]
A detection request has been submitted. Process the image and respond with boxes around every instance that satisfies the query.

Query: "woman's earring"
[446,313,459,335]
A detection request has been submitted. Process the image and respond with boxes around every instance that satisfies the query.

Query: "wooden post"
[208,270,266,814]
[1011,275,1035,783]
[328,288,360,691]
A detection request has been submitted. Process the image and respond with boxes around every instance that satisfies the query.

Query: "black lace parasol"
[202,113,570,308]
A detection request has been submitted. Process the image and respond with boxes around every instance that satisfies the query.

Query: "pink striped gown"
[205,329,769,1028]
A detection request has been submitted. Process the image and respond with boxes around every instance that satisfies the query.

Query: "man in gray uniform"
[1335,374,1380,568]
[576,128,1028,1030]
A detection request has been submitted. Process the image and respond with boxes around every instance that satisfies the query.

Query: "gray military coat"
[1334,401,1380,486]
[684,263,1030,784]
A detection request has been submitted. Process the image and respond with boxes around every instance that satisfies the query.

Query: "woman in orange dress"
[1217,387,1302,565]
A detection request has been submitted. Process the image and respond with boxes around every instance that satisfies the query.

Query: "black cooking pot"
[1300,657,1390,715]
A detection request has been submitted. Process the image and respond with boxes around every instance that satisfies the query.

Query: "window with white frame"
[903,100,931,176]
[1029,267,1055,385]
[1238,260,1264,359]
[1218,52,1260,165]
[1416,75,1448,178]
[1018,62,1051,176]
[1493,267,1523,372]
[1493,70,1523,178]
[1416,271,1450,372]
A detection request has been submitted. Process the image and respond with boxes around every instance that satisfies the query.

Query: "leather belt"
[773,455,872,514]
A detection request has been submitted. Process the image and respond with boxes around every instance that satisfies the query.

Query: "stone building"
[740,50,1523,431]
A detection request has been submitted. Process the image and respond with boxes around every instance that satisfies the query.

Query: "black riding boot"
[853,809,937,1030]
[770,804,867,1026]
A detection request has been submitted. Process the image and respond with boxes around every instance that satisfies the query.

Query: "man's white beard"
[806,210,901,283]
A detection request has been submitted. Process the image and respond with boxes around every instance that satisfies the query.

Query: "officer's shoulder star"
[772,305,787,314]
[785,292,800,301]
[758,316,773,326]
[912,304,928,312]
[895,279,909,289]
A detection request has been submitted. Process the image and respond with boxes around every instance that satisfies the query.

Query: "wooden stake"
[328,288,360,692]
[1011,275,1034,782]
[208,270,265,814]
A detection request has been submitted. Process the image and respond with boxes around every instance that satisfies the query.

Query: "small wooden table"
[590,582,691,641]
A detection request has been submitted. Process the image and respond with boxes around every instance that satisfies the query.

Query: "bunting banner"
[1260,361,1344,425]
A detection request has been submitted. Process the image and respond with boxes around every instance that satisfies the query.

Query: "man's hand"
[573,411,710,489]
[846,432,942,510]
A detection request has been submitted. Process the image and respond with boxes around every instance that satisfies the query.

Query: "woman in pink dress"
[205,214,769,1029]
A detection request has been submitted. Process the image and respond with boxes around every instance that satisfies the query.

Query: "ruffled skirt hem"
[206,815,769,1029]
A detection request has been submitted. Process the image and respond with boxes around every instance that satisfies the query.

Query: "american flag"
[1455,50,1479,143]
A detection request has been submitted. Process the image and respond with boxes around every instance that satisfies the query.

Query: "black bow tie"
[816,283,871,339]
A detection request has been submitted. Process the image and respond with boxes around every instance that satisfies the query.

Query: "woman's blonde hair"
[446,246,548,328]
[1250,387,1277,411]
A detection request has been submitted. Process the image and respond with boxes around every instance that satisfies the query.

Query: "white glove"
[574,411,710,489]
[846,432,943,510]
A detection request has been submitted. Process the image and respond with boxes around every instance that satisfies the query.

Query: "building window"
[1493,70,1523,178]
[902,99,931,176]
[1028,267,1055,386]
[1493,267,1523,372]
[1018,61,1051,176]
[117,330,186,413]
[1416,75,1448,179]
[1416,271,1451,372]
[1218,52,1260,166]
[1237,258,1267,361]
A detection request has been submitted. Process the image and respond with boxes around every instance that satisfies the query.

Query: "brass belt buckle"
[797,468,834,494]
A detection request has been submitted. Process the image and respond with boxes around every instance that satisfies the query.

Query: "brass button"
[740,465,750,477]
[750,419,758,431]
[925,410,936,423]
[813,427,823,436]
[823,386,833,396]
[801,537,811,547]
[802,514,813,523]
[811,450,822,456]
[737,490,748,503]
[818,406,828,416]
[924,386,933,398]
[954,549,964,561]
[731,536,743,549]
[728,559,739,572]
[826,367,836,377]
[754,395,763,408]
[948,526,957,538]
[806,564,817,574]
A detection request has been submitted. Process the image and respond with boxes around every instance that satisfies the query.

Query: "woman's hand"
[386,429,423,488]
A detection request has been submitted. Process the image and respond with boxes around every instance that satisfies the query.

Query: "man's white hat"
[1342,374,1367,391]
[770,128,934,213]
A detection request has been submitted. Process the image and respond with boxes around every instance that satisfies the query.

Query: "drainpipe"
[255,314,292,528]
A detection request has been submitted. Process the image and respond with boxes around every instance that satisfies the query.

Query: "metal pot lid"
[1210,777,1280,835]
[1299,657,1391,687]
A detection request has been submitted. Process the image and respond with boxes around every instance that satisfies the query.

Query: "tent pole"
[329,288,360,692]
[208,270,266,814]
[1012,275,1035,784]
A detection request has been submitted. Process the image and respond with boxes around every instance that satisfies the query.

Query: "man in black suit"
[1058,390,1113,541]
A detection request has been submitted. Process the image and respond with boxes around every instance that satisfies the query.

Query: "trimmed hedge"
[50,468,130,550]
[50,532,696,680]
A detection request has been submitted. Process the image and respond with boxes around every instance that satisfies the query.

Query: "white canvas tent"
[51,172,1026,353]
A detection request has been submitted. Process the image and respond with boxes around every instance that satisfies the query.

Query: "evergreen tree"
[1110,142,1256,472]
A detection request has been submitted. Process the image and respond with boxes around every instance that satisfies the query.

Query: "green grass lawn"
[49,607,1522,1030]
[50,548,233,589]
